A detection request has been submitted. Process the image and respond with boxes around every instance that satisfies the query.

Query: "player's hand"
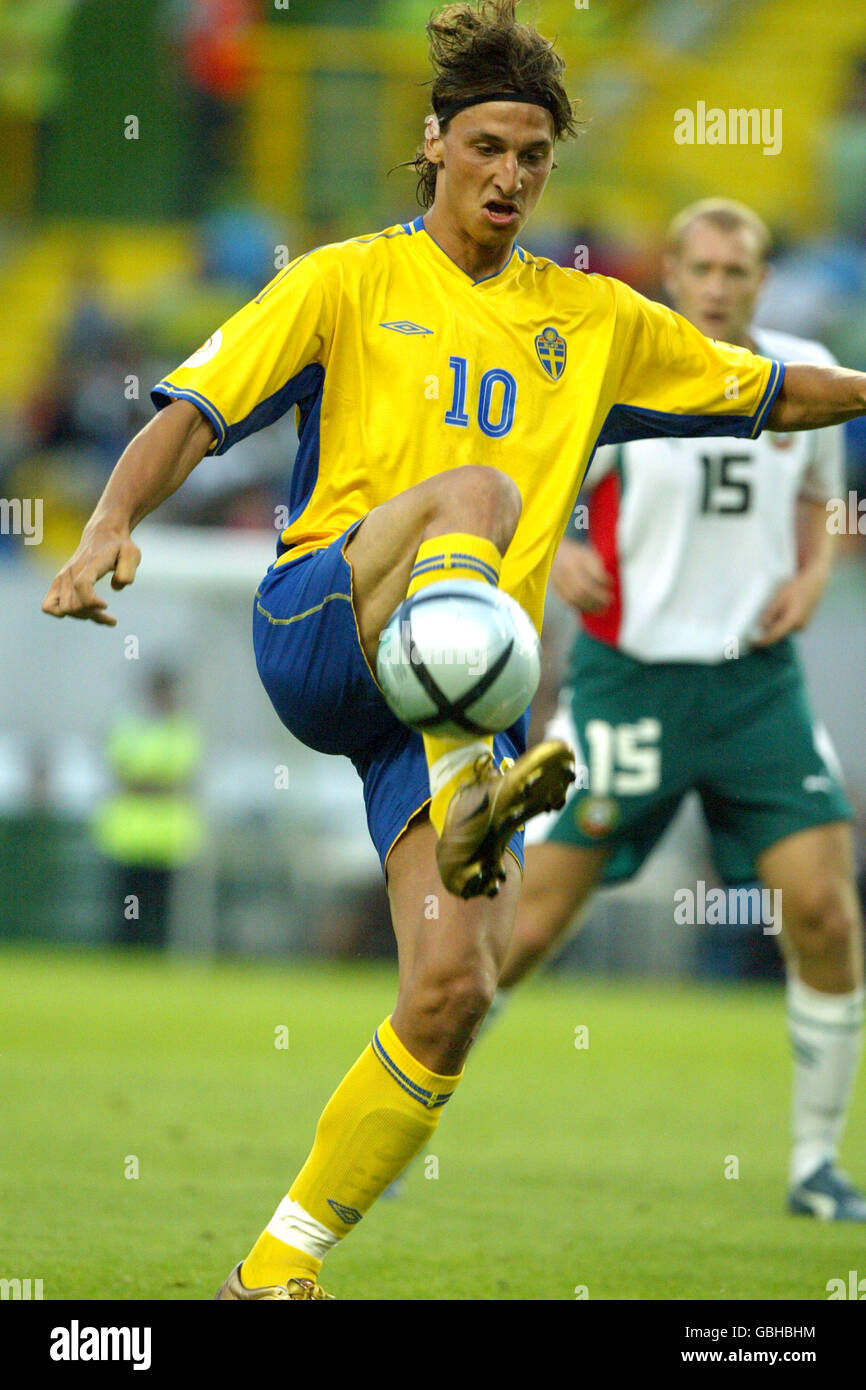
[41,521,141,627]
[753,569,824,646]
[551,538,614,614]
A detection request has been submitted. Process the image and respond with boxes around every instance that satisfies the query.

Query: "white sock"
[266,1195,339,1260]
[786,974,865,1186]
[427,740,492,798]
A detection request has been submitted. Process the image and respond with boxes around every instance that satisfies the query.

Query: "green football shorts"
[542,631,851,885]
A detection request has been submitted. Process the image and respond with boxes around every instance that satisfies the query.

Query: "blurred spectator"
[174,0,255,210]
[93,667,205,948]
[0,260,150,564]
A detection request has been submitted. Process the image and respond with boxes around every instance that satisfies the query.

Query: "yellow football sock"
[242,1232,321,1290]
[241,1017,462,1287]
[406,532,503,598]
[407,533,503,834]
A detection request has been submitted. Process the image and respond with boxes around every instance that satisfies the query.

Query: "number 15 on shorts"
[584,718,662,796]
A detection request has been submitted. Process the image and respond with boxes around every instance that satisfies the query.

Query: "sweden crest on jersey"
[535,325,566,380]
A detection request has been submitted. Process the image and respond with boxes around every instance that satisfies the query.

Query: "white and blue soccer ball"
[376,579,541,739]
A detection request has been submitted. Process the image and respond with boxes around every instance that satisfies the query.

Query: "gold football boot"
[215,1264,335,1300]
[436,739,575,898]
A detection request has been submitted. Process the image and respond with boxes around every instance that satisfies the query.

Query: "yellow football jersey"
[152,215,783,630]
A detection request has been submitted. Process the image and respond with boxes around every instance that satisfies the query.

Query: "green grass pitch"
[2,944,864,1301]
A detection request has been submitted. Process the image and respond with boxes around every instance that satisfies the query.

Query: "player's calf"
[387,816,523,1072]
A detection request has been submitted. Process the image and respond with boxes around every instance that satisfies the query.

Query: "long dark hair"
[402,1,579,209]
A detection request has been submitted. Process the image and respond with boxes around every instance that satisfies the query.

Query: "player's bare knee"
[427,466,522,549]
[791,880,859,954]
[444,968,496,1027]
[405,966,496,1050]
[464,466,523,531]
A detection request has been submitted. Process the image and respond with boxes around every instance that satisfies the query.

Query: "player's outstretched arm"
[41,399,215,626]
[767,363,866,431]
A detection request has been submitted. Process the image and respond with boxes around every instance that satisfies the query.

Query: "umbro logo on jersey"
[535,325,567,380]
[380,320,434,335]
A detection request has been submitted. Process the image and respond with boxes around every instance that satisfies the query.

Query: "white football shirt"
[578,328,843,662]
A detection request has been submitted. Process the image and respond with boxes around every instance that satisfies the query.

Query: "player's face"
[428,102,555,250]
[663,221,768,345]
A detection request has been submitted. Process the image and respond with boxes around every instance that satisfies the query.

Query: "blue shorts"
[252,523,529,873]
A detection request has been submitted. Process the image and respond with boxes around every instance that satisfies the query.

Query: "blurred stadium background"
[3,0,866,979]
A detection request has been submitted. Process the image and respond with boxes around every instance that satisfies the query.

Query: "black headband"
[433,91,557,125]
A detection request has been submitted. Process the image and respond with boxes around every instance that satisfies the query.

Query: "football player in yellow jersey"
[41,1,866,1298]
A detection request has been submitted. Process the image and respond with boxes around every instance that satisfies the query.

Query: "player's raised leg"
[346,464,574,898]
[758,822,866,1220]
[220,467,572,1299]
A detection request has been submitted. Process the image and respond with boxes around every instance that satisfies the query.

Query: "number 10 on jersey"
[445,355,517,439]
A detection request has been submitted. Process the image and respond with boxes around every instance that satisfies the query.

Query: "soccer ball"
[376,579,541,739]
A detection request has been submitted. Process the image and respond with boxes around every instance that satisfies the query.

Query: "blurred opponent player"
[502,199,866,1221]
[42,4,866,1295]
